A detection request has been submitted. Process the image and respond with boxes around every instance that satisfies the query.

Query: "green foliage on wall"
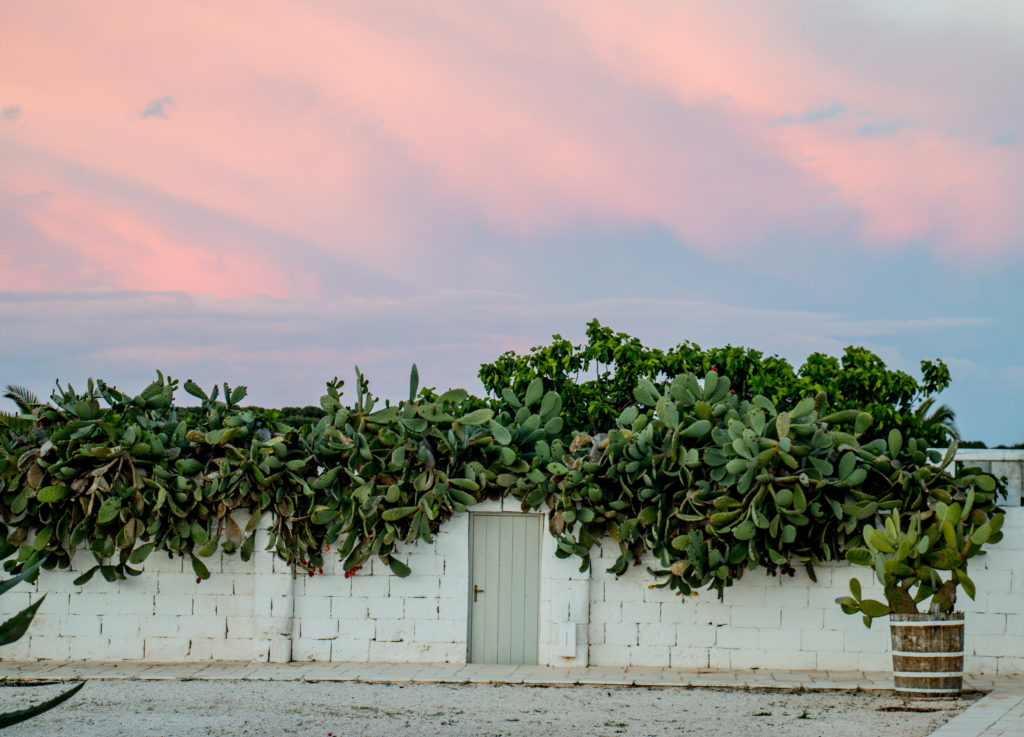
[478,320,956,447]
[0,354,1002,615]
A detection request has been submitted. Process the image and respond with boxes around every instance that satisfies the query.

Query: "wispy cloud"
[990,130,1020,147]
[140,96,174,119]
[770,100,845,127]
[856,118,911,139]
[1,105,21,121]
[0,288,992,405]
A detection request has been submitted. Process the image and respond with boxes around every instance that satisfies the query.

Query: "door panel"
[469,513,541,665]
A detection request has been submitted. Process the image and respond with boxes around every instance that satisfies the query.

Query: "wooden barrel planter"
[890,612,964,697]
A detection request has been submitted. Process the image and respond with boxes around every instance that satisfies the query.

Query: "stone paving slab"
[1,661,1021,735]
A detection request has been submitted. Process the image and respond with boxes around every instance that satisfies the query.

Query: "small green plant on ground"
[0,560,84,728]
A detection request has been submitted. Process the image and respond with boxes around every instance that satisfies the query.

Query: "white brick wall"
[2,452,1022,672]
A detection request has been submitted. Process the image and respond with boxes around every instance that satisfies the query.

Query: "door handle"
[473,585,484,602]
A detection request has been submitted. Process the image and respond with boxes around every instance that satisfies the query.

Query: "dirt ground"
[1,679,979,737]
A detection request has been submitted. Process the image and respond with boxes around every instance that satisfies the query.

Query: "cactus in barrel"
[0,561,84,728]
[836,469,1004,627]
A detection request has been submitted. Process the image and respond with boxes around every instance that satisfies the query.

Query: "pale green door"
[468,513,542,665]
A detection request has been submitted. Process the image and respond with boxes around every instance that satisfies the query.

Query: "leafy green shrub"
[479,320,955,446]
[540,372,999,599]
[0,363,1002,609]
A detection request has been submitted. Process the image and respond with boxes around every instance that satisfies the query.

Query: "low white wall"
[2,451,1022,673]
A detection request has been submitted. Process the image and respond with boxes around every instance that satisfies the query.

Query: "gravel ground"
[1,679,979,737]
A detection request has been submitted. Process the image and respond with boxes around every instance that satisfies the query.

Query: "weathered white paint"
[2,451,1021,674]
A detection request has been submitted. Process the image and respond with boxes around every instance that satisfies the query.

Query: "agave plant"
[0,560,84,729]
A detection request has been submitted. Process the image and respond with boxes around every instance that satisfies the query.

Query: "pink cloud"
[0,1,1021,297]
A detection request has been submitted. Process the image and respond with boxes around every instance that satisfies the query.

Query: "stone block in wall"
[226,616,256,639]
[104,636,145,660]
[817,650,860,671]
[419,642,465,663]
[438,575,468,601]
[757,628,802,652]
[857,652,890,671]
[604,622,638,647]
[369,640,420,662]
[602,579,645,603]
[153,594,192,616]
[693,600,729,627]
[731,606,777,629]
[405,597,439,620]
[336,619,375,640]
[331,596,369,620]
[331,637,370,661]
[100,614,147,637]
[292,639,332,661]
[637,622,677,648]
[716,627,758,651]
[267,637,291,663]
[389,575,440,599]
[967,613,1007,635]
[669,646,710,669]
[68,637,107,661]
[375,618,412,642]
[802,628,841,653]
[986,593,1024,614]
[676,623,717,649]
[29,590,68,615]
[779,606,823,630]
[763,582,808,609]
[964,656,998,675]
[730,649,767,669]
[628,645,670,667]
[587,644,631,667]
[142,637,191,661]
[972,634,1024,658]
[141,614,185,638]
[26,637,65,660]
[708,648,731,670]
[300,617,339,640]
[61,614,102,638]
[996,656,1024,675]
[293,595,331,620]
[349,575,388,598]
[301,574,349,598]
[368,596,404,620]
[178,615,226,639]
[214,593,254,618]
[591,600,622,625]
[626,601,662,624]
[24,612,61,637]
[413,618,464,643]
[1007,615,1024,636]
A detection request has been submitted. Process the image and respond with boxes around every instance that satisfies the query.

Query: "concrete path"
[1,661,1021,736]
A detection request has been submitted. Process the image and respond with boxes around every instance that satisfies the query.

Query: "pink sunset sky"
[1,2,1023,442]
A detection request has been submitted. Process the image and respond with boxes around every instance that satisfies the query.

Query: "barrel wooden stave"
[889,613,964,698]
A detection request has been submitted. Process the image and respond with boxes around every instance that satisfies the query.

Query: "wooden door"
[468,513,542,665]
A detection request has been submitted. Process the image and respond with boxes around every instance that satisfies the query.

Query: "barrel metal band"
[890,620,964,627]
[894,671,964,678]
[892,650,964,657]
[894,686,962,694]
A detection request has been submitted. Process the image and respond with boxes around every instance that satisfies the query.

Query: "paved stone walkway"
[1,662,1021,736]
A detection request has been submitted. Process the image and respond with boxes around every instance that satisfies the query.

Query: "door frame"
[466,511,543,665]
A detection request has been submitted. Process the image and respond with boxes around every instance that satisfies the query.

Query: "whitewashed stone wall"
[1,451,1022,673]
